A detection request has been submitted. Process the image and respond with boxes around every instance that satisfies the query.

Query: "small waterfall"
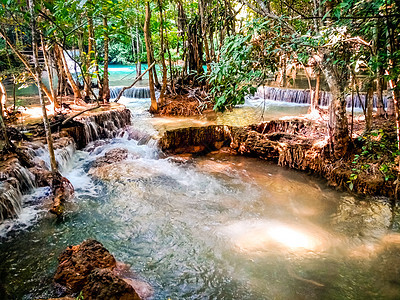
[74,109,132,145]
[110,86,151,99]
[0,162,35,222]
[256,86,388,109]
[0,162,36,193]
[0,182,22,222]
[55,142,77,172]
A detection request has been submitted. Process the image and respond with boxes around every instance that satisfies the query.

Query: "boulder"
[82,268,141,300]
[54,240,116,292]
[54,240,145,299]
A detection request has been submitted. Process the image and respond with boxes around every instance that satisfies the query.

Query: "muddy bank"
[159,119,397,199]
[0,105,132,222]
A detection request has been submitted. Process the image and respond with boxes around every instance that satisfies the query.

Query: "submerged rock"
[54,240,146,299]
[91,148,129,168]
[82,268,141,300]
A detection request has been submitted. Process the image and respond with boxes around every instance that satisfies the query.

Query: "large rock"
[54,240,116,292]
[82,268,141,300]
[54,240,145,299]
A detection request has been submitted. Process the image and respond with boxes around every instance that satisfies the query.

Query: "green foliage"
[348,129,400,190]
[207,20,279,111]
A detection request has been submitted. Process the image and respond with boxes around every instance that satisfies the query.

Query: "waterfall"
[74,109,132,145]
[0,162,35,222]
[55,142,77,172]
[0,182,22,222]
[110,86,151,99]
[255,86,388,109]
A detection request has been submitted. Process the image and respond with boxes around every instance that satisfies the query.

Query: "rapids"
[0,95,399,299]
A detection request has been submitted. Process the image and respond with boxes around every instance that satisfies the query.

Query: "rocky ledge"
[159,120,397,199]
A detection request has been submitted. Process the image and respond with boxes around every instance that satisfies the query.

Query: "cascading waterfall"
[110,86,151,99]
[0,182,22,222]
[74,109,132,146]
[255,86,389,109]
[0,162,35,222]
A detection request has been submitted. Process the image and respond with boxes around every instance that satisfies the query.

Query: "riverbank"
[159,116,399,199]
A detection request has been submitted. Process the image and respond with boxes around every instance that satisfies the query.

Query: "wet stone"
[91,148,129,168]
[54,239,117,293]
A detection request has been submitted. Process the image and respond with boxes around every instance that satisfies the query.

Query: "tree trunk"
[41,33,57,108]
[102,16,110,102]
[0,80,7,118]
[303,63,317,113]
[85,15,94,100]
[136,26,142,80]
[28,0,58,173]
[0,29,55,106]
[314,70,321,107]
[157,0,168,105]
[144,1,157,113]
[56,44,82,100]
[199,0,211,74]
[366,87,373,131]
[376,71,385,116]
[150,41,161,88]
[321,60,349,158]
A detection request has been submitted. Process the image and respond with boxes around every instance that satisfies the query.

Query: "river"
[0,70,399,299]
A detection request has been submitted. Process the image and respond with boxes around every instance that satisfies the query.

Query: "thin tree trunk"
[56,44,82,100]
[0,81,7,118]
[12,77,16,111]
[150,41,160,88]
[388,78,400,150]
[199,0,211,74]
[28,0,58,173]
[0,29,55,106]
[302,63,317,113]
[366,87,373,131]
[136,27,142,80]
[376,71,385,116]
[0,111,11,150]
[314,70,321,107]
[144,1,157,113]
[85,15,94,100]
[165,28,175,92]
[41,33,57,107]
[102,16,110,102]
[157,0,168,105]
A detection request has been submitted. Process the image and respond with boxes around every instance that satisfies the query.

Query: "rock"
[54,240,116,293]
[92,148,129,168]
[82,268,141,300]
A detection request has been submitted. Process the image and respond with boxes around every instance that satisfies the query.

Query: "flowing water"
[1,95,400,299]
[1,67,400,299]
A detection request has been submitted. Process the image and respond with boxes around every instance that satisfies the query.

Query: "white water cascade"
[255,86,389,109]
[110,86,151,99]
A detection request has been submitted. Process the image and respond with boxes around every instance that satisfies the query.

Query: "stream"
[1,82,400,299]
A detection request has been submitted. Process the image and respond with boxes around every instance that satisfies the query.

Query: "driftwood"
[114,61,156,103]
